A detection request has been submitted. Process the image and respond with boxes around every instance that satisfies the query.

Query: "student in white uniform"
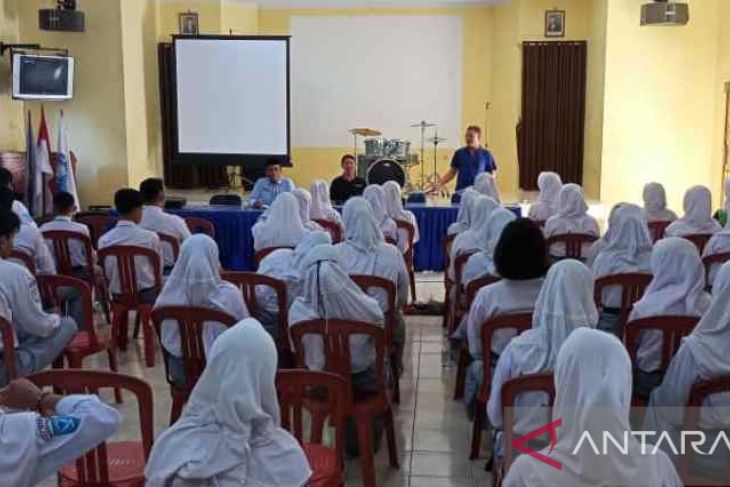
[291,187,323,232]
[627,237,711,398]
[462,207,517,287]
[0,166,35,227]
[643,261,730,473]
[591,205,653,336]
[0,377,121,487]
[139,178,191,272]
[98,189,164,304]
[382,180,420,255]
[527,171,562,223]
[584,202,641,267]
[702,215,730,287]
[40,191,94,276]
[309,179,343,227]
[252,192,308,252]
[462,219,548,416]
[473,172,501,203]
[504,328,682,487]
[544,183,600,259]
[1,187,56,275]
[0,210,77,385]
[448,196,499,281]
[154,234,248,386]
[643,182,678,223]
[362,185,398,244]
[665,185,722,237]
[145,319,311,487]
[447,188,479,236]
[487,259,598,461]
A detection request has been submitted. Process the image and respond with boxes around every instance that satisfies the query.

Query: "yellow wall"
[711,0,730,197]
[0,0,22,150]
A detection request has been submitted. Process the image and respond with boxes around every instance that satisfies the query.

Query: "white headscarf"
[505,328,681,487]
[473,172,501,203]
[449,196,499,279]
[292,188,322,232]
[666,185,722,236]
[507,260,598,375]
[545,184,599,238]
[642,182,677,223]
[556,183,589,218]
[341,197,384,255]
[476,207,517,252]
[528,172,562,222]
[448,188,479,235]
[309,179,342,225]
[145,319,311,487]
[291,231,332,274]
[382,181,420,245]
[363,184,397,238]
[252,192,308,251]
[592,205,653,279]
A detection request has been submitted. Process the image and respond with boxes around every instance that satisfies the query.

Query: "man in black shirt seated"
[330,154,367,204]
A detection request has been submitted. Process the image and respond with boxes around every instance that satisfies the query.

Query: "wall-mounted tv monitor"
[12,53,74,100]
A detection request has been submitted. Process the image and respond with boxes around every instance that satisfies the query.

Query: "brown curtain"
[158,43,228,190]
[518,41,587,190]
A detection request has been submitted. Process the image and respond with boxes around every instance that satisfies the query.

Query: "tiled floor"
[39,273,492,486]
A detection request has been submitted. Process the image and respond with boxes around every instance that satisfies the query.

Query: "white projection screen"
[173,36,290,166]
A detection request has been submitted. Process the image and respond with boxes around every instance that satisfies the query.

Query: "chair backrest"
[647,220,671,243]
[253,246,294,267]
[41,229,95,276]
[702,252,730,287]
[28,370,154,484]
[453,251,477,288]
[8,249,36,275]
[313,219,343,244]
[151,306,237,389]
[683,233,713,255]
[394,219,416,255]
[465,275,502,309]
[184,216,216,238]
[624,315,700,374]
[74,213,118,247]
[0,316,18,383]
[479,313,534,402]
[443,234,456,283]
[209,194,242,206]
[351,274,397,346]
[156,232,181,264]
[594,273,653,328]
[276,369,348,470]
[36,274,95,335]
[545,233,598,260]
[97,245,162,304]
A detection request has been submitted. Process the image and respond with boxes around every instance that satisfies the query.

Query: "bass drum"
[366,158,406,187]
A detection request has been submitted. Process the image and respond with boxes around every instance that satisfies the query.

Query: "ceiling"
[252,0,502,9]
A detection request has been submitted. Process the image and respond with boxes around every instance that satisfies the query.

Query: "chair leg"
[453,347,470,400]
[383,408,399,468]
[355,414,377,487]
[96,281,111,325]
[170,396,184,426]
[133,313,142,339]
[107,347,123,404]
[141,311,156,368]
[111,306,128,351]
[390,358,400,404]
[408,267,416,304]
[470,402,485,460]
[443,284,451,329]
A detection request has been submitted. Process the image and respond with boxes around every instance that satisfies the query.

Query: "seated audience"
[544,183,600,258]
[0,209,77,385]
[139,178,191,272]
[448,196,498,281]
[0,377,121,485]
[248,160,295,208]
[154,234,248,386]
[363,185,398,244]
[0,166,35,226]
[40,191,94,279]
[473,172,501,203]
[252,192,308,252]
[702,215,730,287]
[291,188,323,232]
[330,154,366,204]
[382,180,420,254]
[504,329,682,487]
[584,203,640,266]
[447,188,479,235]
[665,185,721,237]
[145,319,311,487]
[309,179,343,226]
[527,171,562,223]
[461,207,517,287]
[643,181,678,223]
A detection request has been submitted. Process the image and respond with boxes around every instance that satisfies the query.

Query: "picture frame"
[179,12,199,35]
[545,10,565,38]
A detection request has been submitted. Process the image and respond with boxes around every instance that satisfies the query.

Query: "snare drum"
[383,139,411,159]
[364,138,384,158]
[366,158,406,187]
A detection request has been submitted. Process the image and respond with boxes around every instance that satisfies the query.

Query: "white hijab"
[252,192,308,251]
[448,188,479,235]
[556,183,589,219]
[340,197,384,256]
[592,205,653,279]
[292,188,322,231]
[528,171,562,222]
[382,181,420,244]
[449,196,499,278]
[291,231,332,274]
[545,183,599,237]
[506,328,681,487]
[473,172,501,203]
[508,260,598,375]
[666,185,722,236]
[363,185,396,231]
[643,182,677,222]
[309,179,342,225]
[145,319,311,487]
[476,207,517,252]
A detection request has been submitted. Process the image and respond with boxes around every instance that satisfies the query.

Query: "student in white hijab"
[448,196,499,281]
[309,179,342,226]
[292,188,323,232]
[473,172,501,203]
[528,171,562,223]
[591,205,653,336]
[487,260,598,460]
[544,183,600,258]
[585,203,643,267]
[643,261,730,471]
[665,185,721,237]
[362,185,398,244]
[504,328,682,487]
[627,237,711,397]
[643,182,678,223]
[462,208,517,287]
[145,319,311,487]
[154,234,249,385]
[252,192,308,251]
[382,180,420,254]
[702,215,730,287]
[447,188,479,235]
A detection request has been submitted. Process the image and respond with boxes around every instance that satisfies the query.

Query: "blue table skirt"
[171,204,521,272]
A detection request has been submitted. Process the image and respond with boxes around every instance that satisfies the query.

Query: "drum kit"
[349,121,446,194]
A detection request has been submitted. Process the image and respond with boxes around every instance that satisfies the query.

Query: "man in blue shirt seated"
[248,159,295,208]
[431,125,496,193]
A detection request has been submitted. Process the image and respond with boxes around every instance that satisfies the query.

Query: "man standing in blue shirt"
[248,160,295,208]
[431,125,496,193]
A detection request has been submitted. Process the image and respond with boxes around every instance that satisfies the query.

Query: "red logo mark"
[512,418,563,471]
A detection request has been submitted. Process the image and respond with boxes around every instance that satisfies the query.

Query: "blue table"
[171,204,521,272]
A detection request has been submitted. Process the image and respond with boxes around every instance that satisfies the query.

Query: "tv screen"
[12,53,74,100]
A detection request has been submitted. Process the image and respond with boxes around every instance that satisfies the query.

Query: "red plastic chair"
[253,246,295,268]
[442,233,456,329]
[276,369,348,487]
[221,271,292,365]
[74,213,118,247]
[647,220,671,243]
[679,375,730,486]
[394,220,417,304]
[151,305,237,424]
[702,252,730,288]
[594,273,653,332]
[545,233,598,260]
[0,317,18,383]
[184,216,216,238]
[28,370,154,487]
[313,219,343,244]
[9,249,36,275]
[290,319,399,487]
[156,232,181,266]
[683,233,713,255]
[97,245,163,368]
[624,315,699,377]
[351,274,401,403]
[449,250,477,334]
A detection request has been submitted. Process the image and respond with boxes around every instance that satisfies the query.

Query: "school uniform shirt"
[12,200,36,227]
[40,216,92,269]
[13,223,57,275]
[98,220,163,294]
[0,258,61,348]
[140,205,191,269]
[665,185,721,237]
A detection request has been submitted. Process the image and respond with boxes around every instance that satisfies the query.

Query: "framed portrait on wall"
[179,12,199,35]
[545,10,565,38]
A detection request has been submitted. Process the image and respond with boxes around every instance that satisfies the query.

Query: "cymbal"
[410,121,436,128]
[428,136,448,143]
[349,128,382,137]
